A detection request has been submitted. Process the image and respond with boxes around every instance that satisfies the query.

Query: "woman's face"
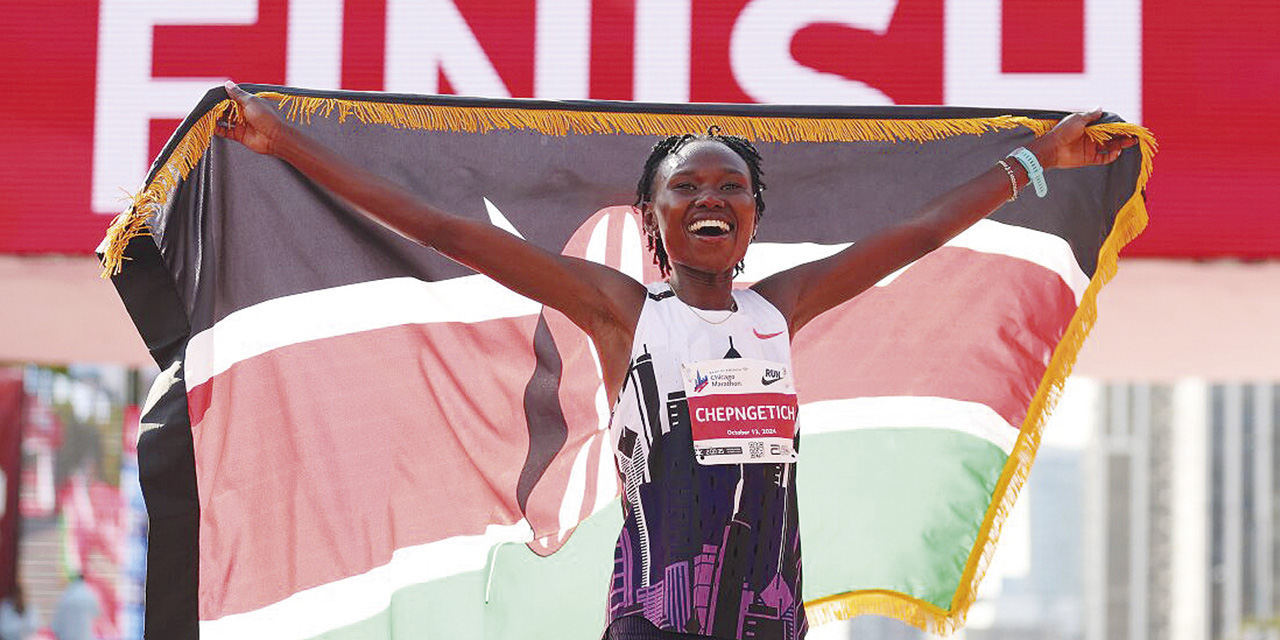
[645,140,757,277]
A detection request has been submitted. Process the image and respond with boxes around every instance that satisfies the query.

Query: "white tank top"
[606,282,807,640]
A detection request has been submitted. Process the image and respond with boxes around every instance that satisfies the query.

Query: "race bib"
[681,358,799,465]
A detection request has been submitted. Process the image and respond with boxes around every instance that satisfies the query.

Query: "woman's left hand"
[1029,109,1137,170]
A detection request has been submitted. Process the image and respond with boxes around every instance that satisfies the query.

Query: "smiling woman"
[215,81,1134,640]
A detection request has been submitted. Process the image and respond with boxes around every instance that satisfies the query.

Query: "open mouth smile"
[687,219,733,238]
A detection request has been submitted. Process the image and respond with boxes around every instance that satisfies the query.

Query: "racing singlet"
[606,283,806,640]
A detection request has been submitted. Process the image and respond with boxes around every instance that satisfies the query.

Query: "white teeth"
[688,220,731,233]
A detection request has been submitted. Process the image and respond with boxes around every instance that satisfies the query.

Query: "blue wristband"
[1008,147,1048,198]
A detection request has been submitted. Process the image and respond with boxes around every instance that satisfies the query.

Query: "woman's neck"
[669,266,736,311]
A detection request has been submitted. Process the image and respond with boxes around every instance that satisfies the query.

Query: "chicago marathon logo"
[693,370,710,393]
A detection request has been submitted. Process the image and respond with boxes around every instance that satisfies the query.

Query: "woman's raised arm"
[752,110,1136,336]
[217,83,646,387]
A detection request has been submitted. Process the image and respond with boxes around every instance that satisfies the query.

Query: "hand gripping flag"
[101,86,1155,640]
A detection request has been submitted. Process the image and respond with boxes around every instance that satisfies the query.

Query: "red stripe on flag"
[522,305,621,557]
[792,248,1077,429]
[189,319,544,619]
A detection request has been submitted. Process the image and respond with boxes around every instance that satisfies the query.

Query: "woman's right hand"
[216,81,288,156]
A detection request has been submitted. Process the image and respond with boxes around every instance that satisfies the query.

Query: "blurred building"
[969,446,1085,640]
[963,378,1279,640]
[1084,381,1279,640]
[1082,383,1175,640]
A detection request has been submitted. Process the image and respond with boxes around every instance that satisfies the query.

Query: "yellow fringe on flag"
[100,99,241,276]
[96,91,1158,633]
[266,92,1053,143]
[98,88,1154,277]
[806,589,952,631]
[805,128,1156,635]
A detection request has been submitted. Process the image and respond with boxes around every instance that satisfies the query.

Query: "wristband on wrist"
[996,160,1018,202]
[1008,147,1048,198]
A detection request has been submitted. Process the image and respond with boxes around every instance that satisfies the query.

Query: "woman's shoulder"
[737,285,787,323]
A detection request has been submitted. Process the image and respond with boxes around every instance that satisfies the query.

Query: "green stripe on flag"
[797,428,1007,609]
[484,500,621,639]
[285,428,1005,639]
[308,501,622,640]
[311,570,483,640]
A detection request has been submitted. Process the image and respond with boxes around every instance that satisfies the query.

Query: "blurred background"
[0,1,1275,638]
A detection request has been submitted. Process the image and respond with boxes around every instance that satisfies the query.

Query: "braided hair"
[634,127,767,277]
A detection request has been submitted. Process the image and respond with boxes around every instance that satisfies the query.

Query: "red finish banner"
[0,0,1275,257]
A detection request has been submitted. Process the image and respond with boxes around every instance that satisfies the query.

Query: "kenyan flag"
[102,86,1154,639]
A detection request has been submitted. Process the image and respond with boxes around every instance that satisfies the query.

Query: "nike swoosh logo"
[753,328,785,340]
[761,375,784,386]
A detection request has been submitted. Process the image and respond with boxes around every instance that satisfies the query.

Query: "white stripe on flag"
[946,219,1089,300]
[799,396,1019,454]
[199,520,536,640]
[185,275,541,389]
[740,219,1089,301]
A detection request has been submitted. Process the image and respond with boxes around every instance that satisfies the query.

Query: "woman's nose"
[694,189,725,207]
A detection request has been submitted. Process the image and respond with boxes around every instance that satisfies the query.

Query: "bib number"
[681,358,798,465]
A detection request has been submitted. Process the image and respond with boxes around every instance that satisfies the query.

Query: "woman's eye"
[721,183,743,191]
[674,183,695,191]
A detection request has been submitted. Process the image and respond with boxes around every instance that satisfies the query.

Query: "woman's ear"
[638,203,656,235]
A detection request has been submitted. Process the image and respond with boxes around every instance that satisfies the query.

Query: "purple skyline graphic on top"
[608,349,806,640]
